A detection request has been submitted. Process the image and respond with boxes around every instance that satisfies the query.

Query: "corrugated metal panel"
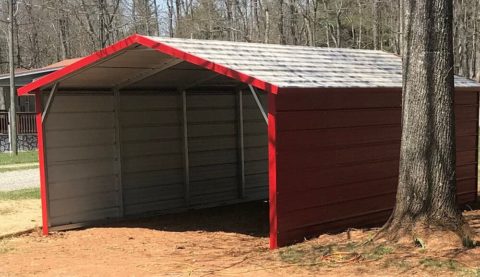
[45,93,119,226]
[150,36,479,89]
[274,89,479,247]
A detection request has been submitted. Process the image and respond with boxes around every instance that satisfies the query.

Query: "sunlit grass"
[0,188,40,201]
[0,151,38,166]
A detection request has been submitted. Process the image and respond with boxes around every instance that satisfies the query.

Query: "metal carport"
[19,34,480,249]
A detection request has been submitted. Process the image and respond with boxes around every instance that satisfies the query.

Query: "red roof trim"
[18,34,278,95]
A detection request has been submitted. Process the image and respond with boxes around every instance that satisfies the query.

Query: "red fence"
[0,112,37,134]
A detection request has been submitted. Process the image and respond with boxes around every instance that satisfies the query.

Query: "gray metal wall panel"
[187,92,239,205]
[45,93,119,227]
[120,93,185,215]
[120,90,268,215]
[242,92,268,199]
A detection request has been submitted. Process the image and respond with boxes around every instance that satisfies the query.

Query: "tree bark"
[378,0,472,246]
[279,0,286,44]
[264,7,270,43]
[153,0,160,36]
[357,0,363,48]
[373,0,379,50]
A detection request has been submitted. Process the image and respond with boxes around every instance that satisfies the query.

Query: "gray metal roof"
[0,67,60,87]
[150,36,480,89]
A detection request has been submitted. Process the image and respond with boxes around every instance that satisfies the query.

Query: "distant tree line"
[0,0,478,79]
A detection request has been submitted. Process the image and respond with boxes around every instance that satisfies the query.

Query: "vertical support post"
[181,89,190,205]
[113,88,124,217]
[35,92,49,235]
[236,88,246,198]
[8,0,17,155]
[268,91,278,249]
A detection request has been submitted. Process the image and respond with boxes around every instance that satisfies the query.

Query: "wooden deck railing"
[0,112,37,134]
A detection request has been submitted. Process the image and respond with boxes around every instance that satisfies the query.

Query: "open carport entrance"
[37,55,269,236]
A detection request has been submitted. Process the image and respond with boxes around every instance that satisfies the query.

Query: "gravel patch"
[0,168,40,191]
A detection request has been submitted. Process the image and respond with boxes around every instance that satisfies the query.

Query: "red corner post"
[35,92,49,235]
[268,91,278,249]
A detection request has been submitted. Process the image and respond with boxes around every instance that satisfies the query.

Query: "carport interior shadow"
[93,200,270,238]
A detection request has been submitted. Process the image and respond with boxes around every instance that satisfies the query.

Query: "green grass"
[0,188,40,201]
[0,151,38,166]
[362,244,394,261]
[0,164,38,173]
[420,258,461,270]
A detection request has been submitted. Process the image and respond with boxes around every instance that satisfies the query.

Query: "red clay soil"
[2,201,480,276]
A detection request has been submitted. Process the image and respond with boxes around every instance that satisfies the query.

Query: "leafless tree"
[377,0,474,246]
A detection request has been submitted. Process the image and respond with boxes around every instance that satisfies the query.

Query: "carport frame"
[24,34,280,248]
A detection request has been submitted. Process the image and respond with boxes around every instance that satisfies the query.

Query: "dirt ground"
[0,199,41,237]
[2,201,480,277]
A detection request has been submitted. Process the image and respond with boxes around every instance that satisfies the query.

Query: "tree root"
[374,215,477,250]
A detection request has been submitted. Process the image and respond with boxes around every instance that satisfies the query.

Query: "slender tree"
[378,0,473,245]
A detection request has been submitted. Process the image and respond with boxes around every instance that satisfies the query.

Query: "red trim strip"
[18,35,138,95]
[35,93,49,235]
[268,92,278,249]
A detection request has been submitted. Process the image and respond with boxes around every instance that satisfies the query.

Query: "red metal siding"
[272,88,479,248]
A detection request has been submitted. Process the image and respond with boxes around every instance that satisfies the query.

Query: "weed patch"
[417,258,480,276]
[279,246,308,264]
[362,244,393,260]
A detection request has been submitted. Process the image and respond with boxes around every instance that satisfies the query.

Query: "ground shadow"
[88,200,270,238]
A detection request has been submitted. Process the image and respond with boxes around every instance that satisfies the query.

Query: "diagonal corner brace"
[248,85,268,125]
[41,82,59,123]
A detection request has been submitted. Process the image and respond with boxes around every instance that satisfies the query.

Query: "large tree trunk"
[378,0,473,246]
